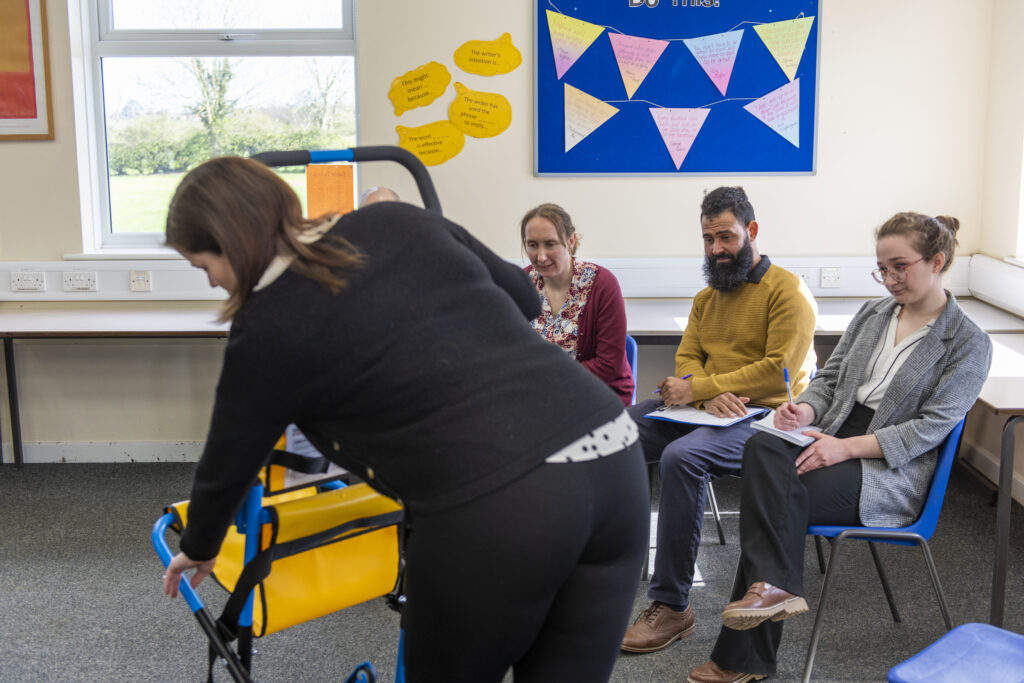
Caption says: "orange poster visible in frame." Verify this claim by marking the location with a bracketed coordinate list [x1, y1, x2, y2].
[306, 164, 355, 219]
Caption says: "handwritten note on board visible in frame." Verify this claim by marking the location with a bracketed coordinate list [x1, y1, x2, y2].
[546, 10, 606, 79]
[753, 16, 815, 82]
[649, 108, 711, 169]
[683, 29, 745, 97]
[608, 33, 669, 99]
[564, 83, 620, 152]
[743, 78, 800, 147]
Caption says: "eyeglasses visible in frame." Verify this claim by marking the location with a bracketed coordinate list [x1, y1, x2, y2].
[871, 257, 925, 284]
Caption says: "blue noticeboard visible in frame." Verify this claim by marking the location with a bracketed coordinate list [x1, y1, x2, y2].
[534, 0, 819, 175]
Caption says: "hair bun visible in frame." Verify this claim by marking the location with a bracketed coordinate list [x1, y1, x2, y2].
[934, 215, 960, 235]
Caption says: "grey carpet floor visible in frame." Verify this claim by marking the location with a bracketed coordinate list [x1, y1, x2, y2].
[0, 462, 1021, 682]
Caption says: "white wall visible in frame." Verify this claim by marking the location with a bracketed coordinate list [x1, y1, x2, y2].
[355, 0, 992, 260]
[980, 0, 1024, 260]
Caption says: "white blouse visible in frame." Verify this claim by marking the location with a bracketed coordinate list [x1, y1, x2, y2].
[855, 306, 936, 411]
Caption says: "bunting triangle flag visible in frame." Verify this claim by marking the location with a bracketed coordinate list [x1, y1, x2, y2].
[608, 33, 670, 99]
[753, 16, 815, 81]
[649, 108, 711, 170]
[743, 78, 800, 147]
[564, 83, 619, 152]
[682, 29, 744, 97]
[546, 10, 606, 79]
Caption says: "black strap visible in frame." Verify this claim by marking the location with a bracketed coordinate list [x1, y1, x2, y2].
[269, 449, 332, 475]
[216, 510, 404, 640]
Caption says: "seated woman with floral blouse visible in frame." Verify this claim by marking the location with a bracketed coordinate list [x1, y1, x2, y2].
[520, 203, 634, 406]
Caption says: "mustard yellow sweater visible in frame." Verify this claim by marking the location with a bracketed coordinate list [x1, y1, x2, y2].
[675, 258, 817, 408]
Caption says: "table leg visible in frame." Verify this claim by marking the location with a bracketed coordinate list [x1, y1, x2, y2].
[991, 415, 1023, 626]
[3, 338, 22, 467]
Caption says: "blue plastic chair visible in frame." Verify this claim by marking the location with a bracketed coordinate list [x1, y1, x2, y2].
[801, 417, 967, 683]
[886, 622, 1024, 683]
[625, 334, 638, 406]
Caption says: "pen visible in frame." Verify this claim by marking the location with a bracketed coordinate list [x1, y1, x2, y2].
[653, 373, 693, 395]
[783, 368, 794, 404]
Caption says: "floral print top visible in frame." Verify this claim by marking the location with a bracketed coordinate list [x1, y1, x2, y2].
[528, 259, 598, 358]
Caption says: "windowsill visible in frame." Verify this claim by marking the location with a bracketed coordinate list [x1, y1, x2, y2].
[1005, 256, 1024, 269]
[64, 248, 184, 261]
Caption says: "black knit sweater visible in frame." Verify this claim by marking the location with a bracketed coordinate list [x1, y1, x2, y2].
[180, 202, 624, 561]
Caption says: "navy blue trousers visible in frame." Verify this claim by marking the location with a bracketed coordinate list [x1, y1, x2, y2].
[628, 398, 759, 609]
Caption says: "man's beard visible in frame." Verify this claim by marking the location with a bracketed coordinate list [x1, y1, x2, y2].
[703, 237, 755, 292]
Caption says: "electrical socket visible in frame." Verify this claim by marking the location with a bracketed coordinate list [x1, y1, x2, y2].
[10, 271, 46, 292]
[62, 271, 99, 292]
[820, 267, 841, 288]
[129, 270, 152, 292]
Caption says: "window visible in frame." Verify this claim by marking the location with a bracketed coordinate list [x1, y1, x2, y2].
[76, 0, 356, 250]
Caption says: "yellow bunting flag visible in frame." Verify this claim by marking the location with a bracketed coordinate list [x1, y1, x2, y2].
[453, 33, 522, 76]
[753, 16, 815, 82]
[448, 83, 512, 139]
[546, 10, 605, 79]
[306, 164, 354, 219]
[563, 83, 619, 153]
[387, 61, 451, 116]
[396, 121, 466, 166]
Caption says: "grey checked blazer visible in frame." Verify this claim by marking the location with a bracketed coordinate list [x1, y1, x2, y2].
[797, 293, 992, 527]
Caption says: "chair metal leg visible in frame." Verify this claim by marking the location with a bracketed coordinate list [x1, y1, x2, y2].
[814, 535, 827, 574]
[918, 540, 953, 630]
[706, 480, 727, 545]
[868, 542, 901, 623]
[802, 535, 846, 683]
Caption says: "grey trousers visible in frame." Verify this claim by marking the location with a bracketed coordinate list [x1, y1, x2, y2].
[627, 399, 759, 608]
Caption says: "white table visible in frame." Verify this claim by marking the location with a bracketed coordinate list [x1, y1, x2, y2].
[979, 334, 1024, 626]
[0, 302, 229, 466]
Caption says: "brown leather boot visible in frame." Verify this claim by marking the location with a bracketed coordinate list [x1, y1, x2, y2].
[721, 581, 808, 630]
[621, 601, 695, 653]
[687, 660, 767, 683]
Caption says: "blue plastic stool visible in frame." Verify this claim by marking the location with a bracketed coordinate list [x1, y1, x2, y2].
[887, 622, 1024, 683]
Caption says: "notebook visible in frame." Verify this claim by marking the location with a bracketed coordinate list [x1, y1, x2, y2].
[750, 410, 819, 447]
[645, 404, 768, 427]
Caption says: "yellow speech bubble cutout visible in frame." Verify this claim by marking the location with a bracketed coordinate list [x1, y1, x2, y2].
[447, 83, 512, 139]
[388, 61, 451, 116]
[396, 121, 466, 166]
[453, 32, 522, 76]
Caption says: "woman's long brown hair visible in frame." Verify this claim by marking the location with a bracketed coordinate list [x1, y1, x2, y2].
[166, 156, 364, 321]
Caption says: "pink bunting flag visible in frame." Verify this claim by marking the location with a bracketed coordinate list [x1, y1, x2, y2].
[743, 78, 800, 147]
[608, 33, 670, 99]
[683, 29, 744, 97]
[649, 108, 711, 170]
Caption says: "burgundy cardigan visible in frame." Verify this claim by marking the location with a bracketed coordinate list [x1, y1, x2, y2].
[526, 263, 635, 405]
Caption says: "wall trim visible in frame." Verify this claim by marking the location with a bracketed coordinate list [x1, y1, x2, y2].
[9, 441, 203, 464]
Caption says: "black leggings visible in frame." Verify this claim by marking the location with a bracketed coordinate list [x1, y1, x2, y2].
[401, 442, 649, 682]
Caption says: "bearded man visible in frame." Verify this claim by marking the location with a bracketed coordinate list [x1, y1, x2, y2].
[622, 186, 818, 654]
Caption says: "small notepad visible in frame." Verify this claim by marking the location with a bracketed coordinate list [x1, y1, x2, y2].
[645, 404, 767, 427]
[750, 410, 818, 447]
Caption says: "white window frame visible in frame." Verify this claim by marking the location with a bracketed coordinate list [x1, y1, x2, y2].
[71, 0, 356, 254]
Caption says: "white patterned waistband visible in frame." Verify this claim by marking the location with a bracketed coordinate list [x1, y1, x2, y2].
[544, 410, 639, 464]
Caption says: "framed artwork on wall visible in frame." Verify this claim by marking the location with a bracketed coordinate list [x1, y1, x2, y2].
[0, 0, 54, 141]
